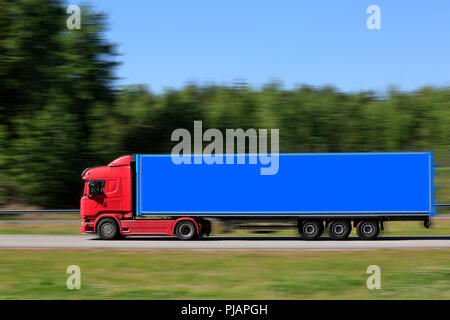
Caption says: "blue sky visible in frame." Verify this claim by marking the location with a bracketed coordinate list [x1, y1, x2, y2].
[83, 0, 449, 93]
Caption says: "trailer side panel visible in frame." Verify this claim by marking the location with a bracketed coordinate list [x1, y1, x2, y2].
[136, 153, 433, 216]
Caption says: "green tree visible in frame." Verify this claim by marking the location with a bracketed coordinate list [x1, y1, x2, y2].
[0, 0, 117, 207]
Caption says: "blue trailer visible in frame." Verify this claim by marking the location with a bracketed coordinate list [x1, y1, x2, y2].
[134, 152, 433, 240]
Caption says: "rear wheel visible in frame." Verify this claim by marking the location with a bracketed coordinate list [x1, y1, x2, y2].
[298, 220, 324, 240]
[97, 218, 119, 240]
[175, 221, 197, 240]
[356, 220, 379, 240]
[327, 220, 352, 240]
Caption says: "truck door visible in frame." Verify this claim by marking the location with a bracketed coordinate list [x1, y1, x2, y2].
[86, 180, 106, 212]
[104, 178, 121, 211]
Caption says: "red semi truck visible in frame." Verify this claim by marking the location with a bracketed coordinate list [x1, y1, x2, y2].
[80, 153, 433, 240]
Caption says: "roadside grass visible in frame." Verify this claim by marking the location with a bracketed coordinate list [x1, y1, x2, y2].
[436, 167, 450, 203]
[0, 222, 79, 235]
[0, 218, 450, 236]
[0, 248, 448, 299]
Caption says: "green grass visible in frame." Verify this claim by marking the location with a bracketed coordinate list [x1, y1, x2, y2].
[0, 218, 450, 237]
[436, 167, 450, 203]
[0, 248, 449, 299]
[0, 222, 79, 235]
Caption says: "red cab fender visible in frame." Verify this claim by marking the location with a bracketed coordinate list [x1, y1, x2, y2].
[94, 214, 123, 233]
[170, 217, 200, 235]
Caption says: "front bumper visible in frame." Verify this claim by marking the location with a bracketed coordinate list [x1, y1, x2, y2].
[80, 219, 95, 233]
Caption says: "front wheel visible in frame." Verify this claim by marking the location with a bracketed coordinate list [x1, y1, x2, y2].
[356, 220, 379, 240]
[97, 218, 119, 240]
[175, 221, 197, 240]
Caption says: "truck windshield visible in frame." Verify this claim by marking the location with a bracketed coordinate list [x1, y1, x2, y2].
[89, 180, 105, 196]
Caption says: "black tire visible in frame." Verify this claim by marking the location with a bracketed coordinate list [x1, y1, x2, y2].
[327, 220, 352, 240]
[97, 218, 119, 240]
[175, 220, 197, 240]
[298, 220, 324, 240]
[356, 220, 379, 240]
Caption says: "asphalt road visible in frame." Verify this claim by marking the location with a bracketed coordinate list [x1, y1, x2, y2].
[1, 234, 450, 249]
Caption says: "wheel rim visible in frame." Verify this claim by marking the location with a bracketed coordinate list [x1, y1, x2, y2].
[332, 223, 345, 236]
[362, 223, 374, 236]
[304, 223, 316, 235]
[101, 223, 114, 236]
[180, 224, 193, 237]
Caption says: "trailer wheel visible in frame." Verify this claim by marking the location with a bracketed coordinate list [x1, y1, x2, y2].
[175, 221, 197, 240]
[356, 220, 379, 240]
[327, 220, 352, 240]
[97, 218, 119, 240]
[298, 220, 324, 240]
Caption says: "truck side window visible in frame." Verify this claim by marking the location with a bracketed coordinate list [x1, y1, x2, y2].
[89, 180, 105, 196]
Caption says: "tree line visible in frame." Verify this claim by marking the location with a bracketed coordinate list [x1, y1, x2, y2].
[0, 0, 449, 207]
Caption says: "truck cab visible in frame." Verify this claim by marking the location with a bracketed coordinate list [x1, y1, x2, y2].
[80, 155, 210, 239]
[80, 155, 134, 234]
